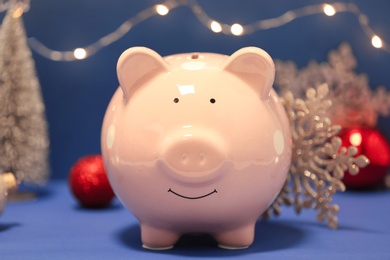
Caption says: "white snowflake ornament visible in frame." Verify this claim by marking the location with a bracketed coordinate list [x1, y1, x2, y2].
[264, 84, 370, 229]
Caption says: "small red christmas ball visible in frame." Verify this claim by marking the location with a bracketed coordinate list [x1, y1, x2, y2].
[340, 127, 390, 189]
[69, 155, 115, 208]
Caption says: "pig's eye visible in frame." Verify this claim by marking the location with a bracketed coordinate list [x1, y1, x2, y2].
[173, 98, 180, 103]
[210, 98, 216, 104]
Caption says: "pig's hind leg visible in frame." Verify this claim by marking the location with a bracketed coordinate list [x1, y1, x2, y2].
[214, 223, 255, 250]
[140, 224, 180, 250]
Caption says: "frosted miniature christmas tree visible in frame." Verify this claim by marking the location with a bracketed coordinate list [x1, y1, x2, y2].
[0, 6, 49, 184]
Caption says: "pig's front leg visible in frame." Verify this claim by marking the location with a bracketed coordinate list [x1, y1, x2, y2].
[140, 224, 180, 250]
[215, 223, 256, 250]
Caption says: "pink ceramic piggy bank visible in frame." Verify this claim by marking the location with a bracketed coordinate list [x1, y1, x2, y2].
[101, 46, 291, 250]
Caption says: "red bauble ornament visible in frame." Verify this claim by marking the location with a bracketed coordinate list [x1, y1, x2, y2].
[340, 127, 390, 189]
[69, 155, 115, 208]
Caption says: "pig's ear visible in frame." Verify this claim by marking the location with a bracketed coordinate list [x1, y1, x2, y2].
[222, 47, 275, 99]
[117, 47, 169, 99]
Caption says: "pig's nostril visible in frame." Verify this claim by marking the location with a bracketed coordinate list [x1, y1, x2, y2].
[199, 152, 206, 165]
[181, 153, 188, 163]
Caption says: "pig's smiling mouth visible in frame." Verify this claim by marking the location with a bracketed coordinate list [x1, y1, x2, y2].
[168, 188, 217, 200]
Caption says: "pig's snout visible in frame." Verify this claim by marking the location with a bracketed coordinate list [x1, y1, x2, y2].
[160, 132, 227, 181]
[165, 140, 224, 174]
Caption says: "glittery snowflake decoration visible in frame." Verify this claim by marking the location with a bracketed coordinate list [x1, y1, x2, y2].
[275, 43, 390, 128]
[263, 84, 370, 229]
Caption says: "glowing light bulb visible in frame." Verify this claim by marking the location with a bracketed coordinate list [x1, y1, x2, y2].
[74, 48, 87, 60]
[371, 35, 383, 48]
[349, 132, 362, 146]
[231, 23, 244, 36]
[12, 6, 24, 18]
[323, 4, 336, 16]
[156, 4, 169, 16]
[210, 21, 222, 33]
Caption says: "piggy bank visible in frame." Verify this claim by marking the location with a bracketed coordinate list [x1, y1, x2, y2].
[101, 46, 291, 250]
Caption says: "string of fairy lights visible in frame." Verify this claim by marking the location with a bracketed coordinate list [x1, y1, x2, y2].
[3, 0, 390, 61]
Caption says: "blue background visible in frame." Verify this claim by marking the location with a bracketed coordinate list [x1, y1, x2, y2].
[20, 0, 390, 179]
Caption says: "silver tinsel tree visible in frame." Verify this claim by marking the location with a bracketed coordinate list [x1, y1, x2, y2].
[0, 6, 49, 184]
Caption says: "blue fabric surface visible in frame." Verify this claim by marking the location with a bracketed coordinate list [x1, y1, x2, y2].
[1, 180, 389, 259]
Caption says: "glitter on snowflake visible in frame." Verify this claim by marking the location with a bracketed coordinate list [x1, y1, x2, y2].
[263, 84, 370, 229]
